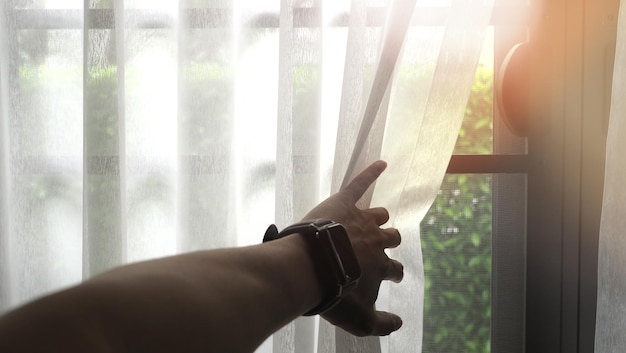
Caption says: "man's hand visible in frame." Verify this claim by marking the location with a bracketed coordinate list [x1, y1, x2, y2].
[302, 160, 404, 336]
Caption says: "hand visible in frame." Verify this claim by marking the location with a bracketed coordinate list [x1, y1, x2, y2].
[302, 160, 404, 336]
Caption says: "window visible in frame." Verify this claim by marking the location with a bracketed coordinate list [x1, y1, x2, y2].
[421, 24, 527, 352]
[424, 0, 619, 352]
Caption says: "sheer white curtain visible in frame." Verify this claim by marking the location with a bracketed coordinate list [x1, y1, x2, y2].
[0, 0, 492, 352]
[595, 1, 626, 351]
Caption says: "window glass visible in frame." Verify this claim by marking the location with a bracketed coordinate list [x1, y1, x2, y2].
[421, 173, 492, 352]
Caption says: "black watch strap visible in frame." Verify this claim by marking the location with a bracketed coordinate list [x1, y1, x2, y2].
[262, 219, 359, 316]
[263, 219, 333, 242]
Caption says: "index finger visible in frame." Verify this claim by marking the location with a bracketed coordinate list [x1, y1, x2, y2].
[341, 160, 387, 204]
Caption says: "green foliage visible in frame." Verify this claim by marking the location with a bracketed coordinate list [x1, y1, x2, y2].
[454, 65, 494, 155]
[421, 66, 494, 353]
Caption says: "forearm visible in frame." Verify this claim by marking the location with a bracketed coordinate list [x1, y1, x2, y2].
[92, 235, 323, 353]
[0, 236, 323, 353]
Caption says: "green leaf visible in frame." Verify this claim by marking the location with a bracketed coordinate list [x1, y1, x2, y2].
[469, 256, 481, 268]
[471, 232, 481, 247]
[464, 206, 474, 219]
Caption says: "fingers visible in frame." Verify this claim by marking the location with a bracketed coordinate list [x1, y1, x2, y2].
[334, 309, 403, 337]
[344, 310, 403, 337]
[371, 311, 403, 336]
[342, 160, 387, 204]
[381, 227, 401, 248]
[363, 207, 390, 226]
[383, 258, 404, 283]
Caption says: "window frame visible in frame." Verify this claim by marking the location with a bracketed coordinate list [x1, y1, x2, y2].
[448, 0, 618, 352]
[516, 0, 616, 351]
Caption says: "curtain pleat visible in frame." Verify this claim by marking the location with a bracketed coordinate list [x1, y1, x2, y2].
[175, 1, 187, 255]
[330, 0, 370, 195]
[274, 0, 298, 351]
[340, 0, 415, 191]
[276, 0, 296, 237]
[329, 0, 411, 351]
[83, 0, 125, 278]
[595, 0, 626, 350]
[179, 3, 237, 252]
[1, 1, 85, 307]
[319, 1, 371, 351]
[0, 0, 13, 312]
[375, 2, 494, 352]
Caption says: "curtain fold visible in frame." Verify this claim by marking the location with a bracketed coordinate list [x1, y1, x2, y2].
[0, 0, 12, 313]
[376, 2, 494, 353]
[594, 0, 626, 351]
[0, 1, 493, 352]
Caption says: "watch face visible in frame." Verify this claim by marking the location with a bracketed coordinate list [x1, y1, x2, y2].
[325, 223, 361, 284]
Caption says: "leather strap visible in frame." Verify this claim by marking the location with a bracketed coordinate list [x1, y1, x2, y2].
[262, 220, 348, 316]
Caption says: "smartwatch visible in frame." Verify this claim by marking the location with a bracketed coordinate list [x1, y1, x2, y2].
[263, 219, 361, 316]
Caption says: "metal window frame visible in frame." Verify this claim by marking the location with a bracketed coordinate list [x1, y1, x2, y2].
[7, 5, 531, 29]
[448, 1, 617, 352]
[522, 0, 617, 352]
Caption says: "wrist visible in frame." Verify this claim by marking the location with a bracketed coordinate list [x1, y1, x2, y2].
[266, 235, 326, 315]
[262, 220, 361, 316]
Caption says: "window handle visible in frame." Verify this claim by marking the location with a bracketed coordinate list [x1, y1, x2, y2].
[496, 42, 530, 137]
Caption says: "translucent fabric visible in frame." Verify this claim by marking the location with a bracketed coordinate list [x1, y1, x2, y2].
[595, 1, 626, 351]
[0, 0, 492, 352]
